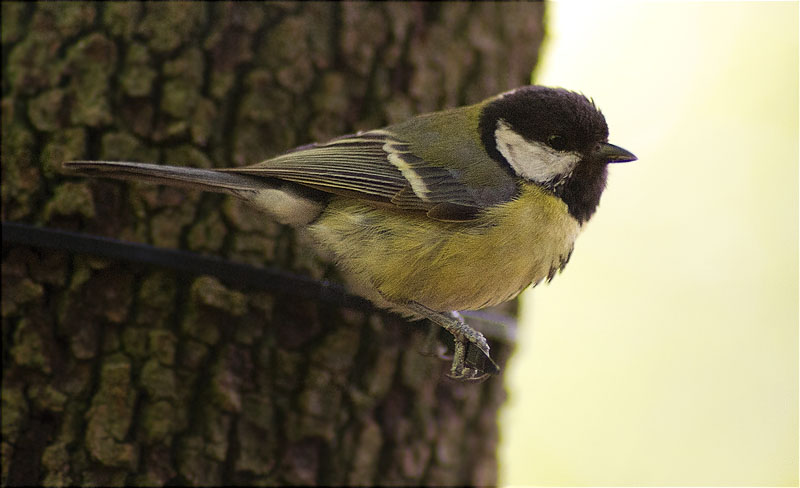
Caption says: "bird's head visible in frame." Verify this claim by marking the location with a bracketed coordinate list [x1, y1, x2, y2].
[479, 85, 636, 223]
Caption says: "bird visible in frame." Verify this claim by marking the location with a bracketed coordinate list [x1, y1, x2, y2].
[63, 85, 636, 381]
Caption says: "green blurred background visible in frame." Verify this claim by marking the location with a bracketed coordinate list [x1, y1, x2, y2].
[499, 2, 798, 485]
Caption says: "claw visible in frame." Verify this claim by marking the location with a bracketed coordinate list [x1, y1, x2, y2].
[447, 357, 491, 382]
[447, 370, 490, 383]
[448, 335, 498, 382]
[465, 342, 500, 375]
[447, 320, 498, 376]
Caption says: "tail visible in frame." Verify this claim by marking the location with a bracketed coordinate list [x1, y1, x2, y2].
[62, 160, 275, 195]
[62, 160, 324, 225]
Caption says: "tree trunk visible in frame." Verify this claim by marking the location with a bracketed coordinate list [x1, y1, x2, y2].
[1, 2, 544, 485]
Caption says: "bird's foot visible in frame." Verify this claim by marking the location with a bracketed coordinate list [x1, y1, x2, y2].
[405, 303, 500, 381]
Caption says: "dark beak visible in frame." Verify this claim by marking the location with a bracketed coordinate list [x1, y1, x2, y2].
[596, 142, 637, 163]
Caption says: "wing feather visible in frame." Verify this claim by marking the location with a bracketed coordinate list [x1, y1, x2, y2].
[218, 130, 486, 220]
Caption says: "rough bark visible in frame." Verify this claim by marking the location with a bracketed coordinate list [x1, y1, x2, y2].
[1, 2, 545, 486]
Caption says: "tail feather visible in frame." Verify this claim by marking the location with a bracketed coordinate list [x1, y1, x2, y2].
[62, 160, 324, 225]
[62, 160, 275, 195]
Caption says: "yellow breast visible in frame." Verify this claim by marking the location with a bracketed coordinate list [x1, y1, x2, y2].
[309, 183, 581, 312]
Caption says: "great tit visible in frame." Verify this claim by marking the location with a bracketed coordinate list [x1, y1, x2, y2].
[64, 85, 636, 381]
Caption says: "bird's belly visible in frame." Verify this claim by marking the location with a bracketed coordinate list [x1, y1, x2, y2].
[309, 185, 581, 312]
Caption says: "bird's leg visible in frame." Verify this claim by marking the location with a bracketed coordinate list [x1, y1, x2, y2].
[404, 302, 500, 381]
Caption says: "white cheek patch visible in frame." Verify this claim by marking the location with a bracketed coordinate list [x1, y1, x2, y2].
[494, 120, 581, 184]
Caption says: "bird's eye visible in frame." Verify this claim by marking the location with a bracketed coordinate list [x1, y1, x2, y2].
[548, 134, 567, 150]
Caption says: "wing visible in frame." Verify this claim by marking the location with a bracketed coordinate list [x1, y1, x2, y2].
[218, 130, 493, 221]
